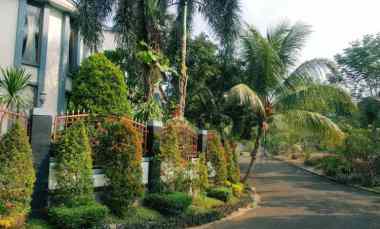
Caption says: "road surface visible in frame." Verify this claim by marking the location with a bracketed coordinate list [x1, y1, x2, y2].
[205, 155, 380, 229]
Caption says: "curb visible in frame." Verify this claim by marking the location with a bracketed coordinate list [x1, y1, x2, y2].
[190, 193, 261, 229]
[272, 156, 380, 195]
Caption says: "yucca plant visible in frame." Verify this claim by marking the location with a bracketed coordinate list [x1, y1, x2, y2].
[0, 67, 31, 112]
[226, 22, 357, 182]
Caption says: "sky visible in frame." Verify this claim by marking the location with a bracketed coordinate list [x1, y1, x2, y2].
[194, 0, 380, 62]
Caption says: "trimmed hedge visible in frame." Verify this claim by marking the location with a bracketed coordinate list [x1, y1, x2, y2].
[52, 122, 94, 205]
[0, 123, 35, 228]
[49, 202, 108, 229]
[206, 187, 233, 202]
[143, 192, 192, 216]
[70, 53, 131, 115]
[98, 117, 144, 216]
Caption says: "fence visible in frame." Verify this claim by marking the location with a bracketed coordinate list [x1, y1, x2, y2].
[52, 112, 148, 154]
[0, 109, 29, 135]
[161, 120, 199, 160]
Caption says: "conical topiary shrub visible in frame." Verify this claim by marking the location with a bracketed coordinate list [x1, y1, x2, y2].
[207, 134, 227, 185]
[52, 122, 94, 205]
[0, 123, 35, 228]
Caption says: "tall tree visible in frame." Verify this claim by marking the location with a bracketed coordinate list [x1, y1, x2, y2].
[335, 34, 380, 99]
[169, 0, 242, 118]
[73, 0, 170, 101]
[226, 22, 356, 182]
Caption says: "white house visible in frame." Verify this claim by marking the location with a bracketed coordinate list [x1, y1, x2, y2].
[0, 0, 117, 117]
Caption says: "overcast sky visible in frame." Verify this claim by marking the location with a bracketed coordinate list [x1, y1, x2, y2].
[194, 0, 380, 62]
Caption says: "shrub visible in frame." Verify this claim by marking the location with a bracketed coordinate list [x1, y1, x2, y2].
[70, 53, 131, 115]
[206, 187, 232, 202]
[98, 117, 144, 216]
[157, 120, 189, 193]
[231, 183, 244, 197]
[143, 192, 192, 216]
[196, 154, 209, 192]
[319, 156, 352, 177]
[52, 122, 94, 205]
[207, 134, 227, 185]
[224, 141, 240, 184]
[0, 123, 35, 228]
[49, 202, 108, 229]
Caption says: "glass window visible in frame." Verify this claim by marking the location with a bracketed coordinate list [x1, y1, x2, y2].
[22, 4, 42, 66]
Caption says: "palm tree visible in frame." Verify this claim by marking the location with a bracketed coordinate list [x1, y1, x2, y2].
[226, 22, 356, 182]
[0, 67, 31, 112]
[170, 0, 242, 118]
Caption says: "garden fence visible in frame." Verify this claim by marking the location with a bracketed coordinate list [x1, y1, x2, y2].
[52, 112, 148, 154]
[0, 109, 29, 136]
[161, 121, 199, 160]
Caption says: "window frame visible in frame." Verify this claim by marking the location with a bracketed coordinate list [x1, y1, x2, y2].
[21, 1, 43, 67]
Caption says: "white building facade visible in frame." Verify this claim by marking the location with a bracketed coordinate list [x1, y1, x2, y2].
[0, 0, 116, 117]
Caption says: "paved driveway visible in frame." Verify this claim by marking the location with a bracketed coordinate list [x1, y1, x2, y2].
[205, 156, 380, 229]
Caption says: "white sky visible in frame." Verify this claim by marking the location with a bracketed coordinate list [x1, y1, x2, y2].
[194, 0, 380, 62]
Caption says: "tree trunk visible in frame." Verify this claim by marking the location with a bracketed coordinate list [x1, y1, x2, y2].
[178, 0, 188, 119]
[242, 126, 263, 183]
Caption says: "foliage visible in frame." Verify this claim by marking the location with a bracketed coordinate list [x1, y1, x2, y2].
[70, 53, 131, 115]
[196, 154, 209, 192]
[207, 134, 228, 185]
[49, 202, 108, 229]
[97, 117, 144, 216]
[335, 33, 380, 99]
[358, 97, 380, 128]
[157, 120, 190, 193]
[143, 192, 192, 216]
[206, 187, 233, 202]
[104, 206, 164, 226]
[134, 98, 163, 122]
[318, 156, 352, 177]
[0, 123, 35, 227]
[192, 195, 224, 209]
[231, 183, 244, 197]
[25, 219, 53, 229]
[0, 67, 32, 111]
[224, 141, 240, 184]
[52, 122, 94, 205]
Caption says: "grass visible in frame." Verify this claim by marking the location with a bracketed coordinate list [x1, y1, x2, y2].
[105, 206, 164, 225]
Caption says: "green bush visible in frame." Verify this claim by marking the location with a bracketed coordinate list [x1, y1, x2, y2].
[206, 187, 233, 202]
[0, 123, 35, 227]
[196, 154, 209, 192]
[231, 183, 244, 197]
[52, 122, 94, 205]
[143, 192, 192, 216]
[156, 120, 189, 193]
[70, 53, 131, 115]
[224, 141, 240, 184]
[49, 202, 108, 229]
[319, 156, 352, 177]
[25, 219, 53, 229]
[98, 117, 144, 216]
[207, 134, 227, 185]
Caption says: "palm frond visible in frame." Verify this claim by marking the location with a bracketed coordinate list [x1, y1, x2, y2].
[242, 25, 285, 96]
[283, 58, 340, 90]
[201, 0, 241, 57]
[269, 22, 312, 68]
[273, 110, 345, 145]
[275, 84, 357, 116]
[225, 84, 266, 119]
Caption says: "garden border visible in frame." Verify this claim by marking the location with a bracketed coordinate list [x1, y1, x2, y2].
[273, 156, 380, 195]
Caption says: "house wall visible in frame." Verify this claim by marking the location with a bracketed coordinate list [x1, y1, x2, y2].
[0, 0, 19, 68]
[43, 8, 63, 116]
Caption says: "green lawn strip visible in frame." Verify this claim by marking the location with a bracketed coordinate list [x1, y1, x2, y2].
[25, 219, 53, 229]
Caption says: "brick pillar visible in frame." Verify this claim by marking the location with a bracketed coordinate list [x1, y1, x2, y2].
[30, 109, 53, 216]
[147, 120, 163, 192]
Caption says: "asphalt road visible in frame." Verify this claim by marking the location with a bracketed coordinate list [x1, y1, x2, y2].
[205, 155, 380, 229]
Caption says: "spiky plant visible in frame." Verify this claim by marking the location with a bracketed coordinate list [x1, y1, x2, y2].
[226, 22, 357, 182]
[0, 67, 31, 112]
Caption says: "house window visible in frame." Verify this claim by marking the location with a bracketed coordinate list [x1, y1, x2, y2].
[22, 3, 42, 66]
